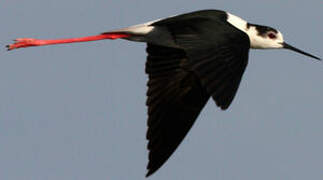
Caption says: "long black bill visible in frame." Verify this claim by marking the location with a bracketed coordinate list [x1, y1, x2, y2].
[282, 42, 321, 60]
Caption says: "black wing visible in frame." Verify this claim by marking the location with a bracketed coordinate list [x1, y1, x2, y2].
[145, 44, 210, 177]
[146, 10, 250, 176]
[152, 10, 250, 109]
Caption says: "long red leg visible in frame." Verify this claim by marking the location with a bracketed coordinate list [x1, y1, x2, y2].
[6, 33, 131, 51]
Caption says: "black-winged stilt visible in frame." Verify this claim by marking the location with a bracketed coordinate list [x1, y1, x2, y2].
[7, 9, 321, 177]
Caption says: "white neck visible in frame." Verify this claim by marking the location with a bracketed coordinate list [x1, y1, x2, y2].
[226, 13, 248, 33]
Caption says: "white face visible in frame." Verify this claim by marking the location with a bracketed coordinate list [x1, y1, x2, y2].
[247, 26, 284, 49]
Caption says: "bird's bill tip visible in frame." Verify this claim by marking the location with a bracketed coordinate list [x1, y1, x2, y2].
[282, 42, 321, 61]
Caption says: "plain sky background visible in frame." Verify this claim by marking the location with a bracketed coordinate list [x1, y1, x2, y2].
[1, 1, 322, 180]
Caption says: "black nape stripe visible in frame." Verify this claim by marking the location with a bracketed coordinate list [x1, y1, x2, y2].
[247, 23, 278, 37]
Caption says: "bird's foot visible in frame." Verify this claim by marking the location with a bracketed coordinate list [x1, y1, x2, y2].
[6, 38, 40, 51]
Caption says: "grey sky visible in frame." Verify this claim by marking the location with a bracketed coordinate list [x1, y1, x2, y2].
[1, 1, 322, 180]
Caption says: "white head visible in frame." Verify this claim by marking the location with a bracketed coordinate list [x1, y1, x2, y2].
[226, 13, 320, 60]
[226, 13, 284, 49]
[246, 23, 320, 60]
[246, 24, 284, 49]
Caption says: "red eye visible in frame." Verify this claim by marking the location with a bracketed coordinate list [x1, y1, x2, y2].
[268, 33, 277, 39]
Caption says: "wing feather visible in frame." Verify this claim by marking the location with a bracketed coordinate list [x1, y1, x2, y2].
[145, 44, 210, 176]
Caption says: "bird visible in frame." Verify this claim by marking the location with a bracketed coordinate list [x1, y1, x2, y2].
[7, 9, 321, 177]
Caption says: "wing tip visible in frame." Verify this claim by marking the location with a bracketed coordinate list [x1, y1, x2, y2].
[146, 166, 158, 177]
[145, 170, 153, 177]
[145, 156, 165, 177]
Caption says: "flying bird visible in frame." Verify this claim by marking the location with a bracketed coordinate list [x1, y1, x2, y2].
[7, 9, 320, 177]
